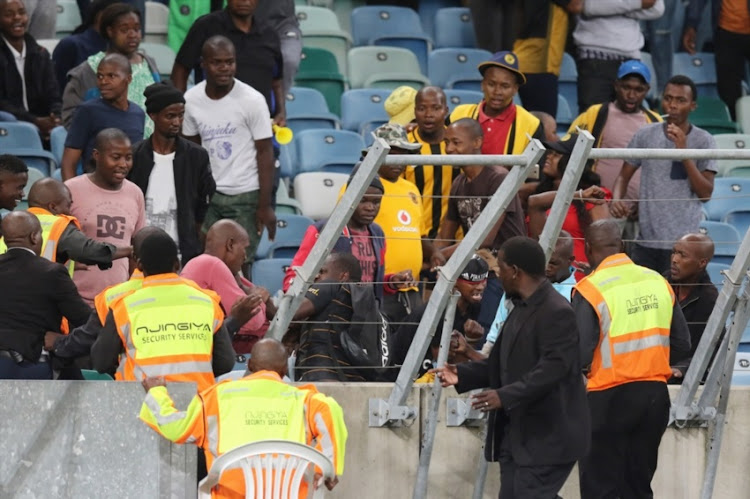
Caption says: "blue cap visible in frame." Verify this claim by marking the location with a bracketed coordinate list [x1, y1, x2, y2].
[617, 60, 651, 84]
[478, 51, 526, 85]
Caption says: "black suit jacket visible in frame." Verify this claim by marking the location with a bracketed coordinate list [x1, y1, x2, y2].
[129, 136, 216, 265]
[0, 249, 91, 361]
[456, 280, 590, 466]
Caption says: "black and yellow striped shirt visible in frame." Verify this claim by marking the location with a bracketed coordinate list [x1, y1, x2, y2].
[402, 128, 460, 239]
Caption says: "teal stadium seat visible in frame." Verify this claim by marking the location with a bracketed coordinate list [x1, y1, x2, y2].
[55, 0, 81, 37]
[296, 6, 352, 76]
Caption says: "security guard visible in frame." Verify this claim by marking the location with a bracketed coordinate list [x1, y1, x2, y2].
[140, 338, 347, 498]
[90, 230, 235, 391]
[573, 220, 691, 499]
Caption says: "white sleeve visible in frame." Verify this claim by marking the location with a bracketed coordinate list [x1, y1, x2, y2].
[625, 0, 665, 19]
[244, 92, 273, 141]
[182, 100, 199, 137]
[583, 0, 643, 16]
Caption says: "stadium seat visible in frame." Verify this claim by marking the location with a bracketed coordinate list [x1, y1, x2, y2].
[559, 52, 578, 114]
[255, 214, 313, 260]
[556, 94, 574, 134]
[294, 48, 347, 115]
[347, 47, 431, 90]
[351, 6, 432, 74]
[706, 262, 730, 288]
[340, 89, 391, 133]
[0, 122, 56, 176]
[139, 42, 176, 80]
[55, 0, 81, 37]
[293, 172, 350, 220]
[285, 87, 341, 135]
[23, 168, 46, 199]
[299, 46, 340, 74]
[361, 120, 388, 146]
[278, 143, 296, 179]
[723, 210, 750, 239]
[0, 111, 16, 121]
[737, 96, 750, 134]
[81, 369, 114, 381]
[444, 89, 484, 113]
[672, 52, 719, 99]
[36, 39, 59, 54]
[296, 6, 352, 75]
[49, 126, 66, 169]
[639, 52, 658, 101]
[699, 221, 741, 265]
[433, 7, 476, 48]
[691, 98, 736, 135]
[295, 129, 365, 175]
[250, 259, 294, 297]
[428, 48, 492, 90]
[274, 181, 303, 216]
[712, 134, 750, 177]
[144, 2, 169, 44]
[703, 178, 750, 221]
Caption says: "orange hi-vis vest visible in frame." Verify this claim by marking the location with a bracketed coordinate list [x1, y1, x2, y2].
[94, 269, 144, 326]
[573, 253, 675, 392]
[110, 273, 224, 392]
[140, 370, 348, 499]
[28, 207, 81, 276]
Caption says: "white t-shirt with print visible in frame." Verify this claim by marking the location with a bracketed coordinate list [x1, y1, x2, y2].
[145, 151, 179, 243]
[183, 79, 272, 195]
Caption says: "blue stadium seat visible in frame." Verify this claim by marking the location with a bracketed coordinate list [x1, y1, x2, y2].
[255, 214, 314, 260]
[0, 122, 56, 176]
[418, 0, 462, 40]
[723, 210, 750, 239]
[444, 89, 484, 113]
[556, 94, 574, 134]
[711, 134, 750, 177]
[50, 126, 67, 168]
[351, 6, 432, 74]
[703, 178, 750, 221]
[428, 48, 492, 90]
[347, 46, 431, 90]
[295, 129, 365, 175]
[361, 120, 389, 146]
[559, 52, 578, 114]
[699, 221, 741, 265]
[706, 262, 730, 287]
[251, 258, 293, 297]
[639, 52, 658, 101]
[278, 143, 296, 179]
[433, 7, 476, 48]
[285, 87, 341, 135]
[340, 89, 391, 133]
[672, 52, 719, 99]
[0, 111, 16, 121]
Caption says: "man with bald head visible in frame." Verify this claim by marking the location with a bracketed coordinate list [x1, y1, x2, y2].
[24, 177, 131, 272]
[573, 219, 691, 498]
[432, 118, 526, 266]
[182, 218, 270, 354]
[140, 337, 347, 496]
[0, 212, 91, 379]
[183, 36, 276, 271]
[60, 52, 145, 180]
[668, 232, 718, 382]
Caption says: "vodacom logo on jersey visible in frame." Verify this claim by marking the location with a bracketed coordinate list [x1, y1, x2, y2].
[397, 210, 411, 225]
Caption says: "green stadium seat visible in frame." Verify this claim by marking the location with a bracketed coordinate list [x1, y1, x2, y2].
[347, 46, 430, 90]
[692, 98, 737, 135]
[81, 370, 114, 381]
[296, 6, 352, 75]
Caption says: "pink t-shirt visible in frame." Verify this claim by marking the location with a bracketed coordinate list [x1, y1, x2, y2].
[349, 228, 377, 283]
[65, 175, 146, 304]
[181, 254, 267, 346]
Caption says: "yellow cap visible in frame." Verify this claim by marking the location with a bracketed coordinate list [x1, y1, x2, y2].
[385, 86, 418, 126]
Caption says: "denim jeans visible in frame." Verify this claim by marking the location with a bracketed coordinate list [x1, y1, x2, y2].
[642, 0, 680, 93]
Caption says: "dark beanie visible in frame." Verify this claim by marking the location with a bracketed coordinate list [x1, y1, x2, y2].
[144, 82, 185, 114]
[347, 162, 385, 193]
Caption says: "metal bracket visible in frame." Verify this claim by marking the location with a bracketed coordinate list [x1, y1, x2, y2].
[670, 403, 717, 428]
[446, 398, 487, 427]
[368, 398, 417, 428]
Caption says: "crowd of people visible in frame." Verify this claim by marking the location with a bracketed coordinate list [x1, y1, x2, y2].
[0, 0, 743, 496]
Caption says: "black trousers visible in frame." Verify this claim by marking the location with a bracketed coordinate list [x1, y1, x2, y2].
[631, 244, 672, 275]
[715, 28, 750, 121]
[579, 381, 670, 499]
[468, 0, 517, 53]
[519, 73, 559, 117]
[575, 58, 622, 114]
[498, 434, 574, 499]
[0, 356, 52, 379]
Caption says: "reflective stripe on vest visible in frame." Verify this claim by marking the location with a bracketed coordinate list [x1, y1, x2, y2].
[207, 378, 309, 458]
[574, 254, 674, 391]
[112, 279, 219, 391]
[95, 270, 145, 325]
[28, 208, 80, 276]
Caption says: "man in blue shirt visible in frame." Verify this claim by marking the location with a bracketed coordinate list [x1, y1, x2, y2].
[483, 231, 576, 354]
[60, 53, 144, 180]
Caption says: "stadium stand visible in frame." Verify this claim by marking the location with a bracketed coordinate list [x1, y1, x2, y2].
[340, 89, 391, 133]
[432, 7, 476, 49]
[427, 48, 492, 91]
[294, 47, 347, 115]
[294, 129, 364, 175]
[296, 5, 352, 76]
[251, 258, 293, 297]
[255, 214, 313, 260]
[0, 122, 57, 176]
[293, 171, 350, 220]
[347, 46, 430, 90]
[285, 86, 341, 135]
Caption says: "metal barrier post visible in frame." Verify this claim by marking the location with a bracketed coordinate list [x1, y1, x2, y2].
[413, 292, 459, 499]
[369, 140, 545, 427]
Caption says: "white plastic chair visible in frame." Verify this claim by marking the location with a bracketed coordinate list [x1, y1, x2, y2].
[198, 440, 335, 499]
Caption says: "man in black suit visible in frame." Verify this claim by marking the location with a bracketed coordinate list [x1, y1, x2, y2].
[0, 211, 91, 379]
[434, 236, 590, 498]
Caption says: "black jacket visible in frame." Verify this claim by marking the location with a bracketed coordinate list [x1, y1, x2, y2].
[456, 280, 590, 465]
[129, 136, 216, 264]
[0, 34, 61, 122]
[0, 248, 91, 362]
[667, 270, 719, 377]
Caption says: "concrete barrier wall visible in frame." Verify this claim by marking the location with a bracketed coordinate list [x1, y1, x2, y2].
[2, 382, 750, 498]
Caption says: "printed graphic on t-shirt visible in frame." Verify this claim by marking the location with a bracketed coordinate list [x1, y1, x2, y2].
[456, 198, 483, 228]
[97, 214, 127, 239]
[145, 196, 178, 242]
[350, 230, 377, 283]
[199, 122, 237, 161]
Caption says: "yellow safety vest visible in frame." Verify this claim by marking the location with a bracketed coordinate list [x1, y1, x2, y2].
[111, 273, 223, 392]
[94, 270, 144, 325]
[574, 253, 675, 392]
